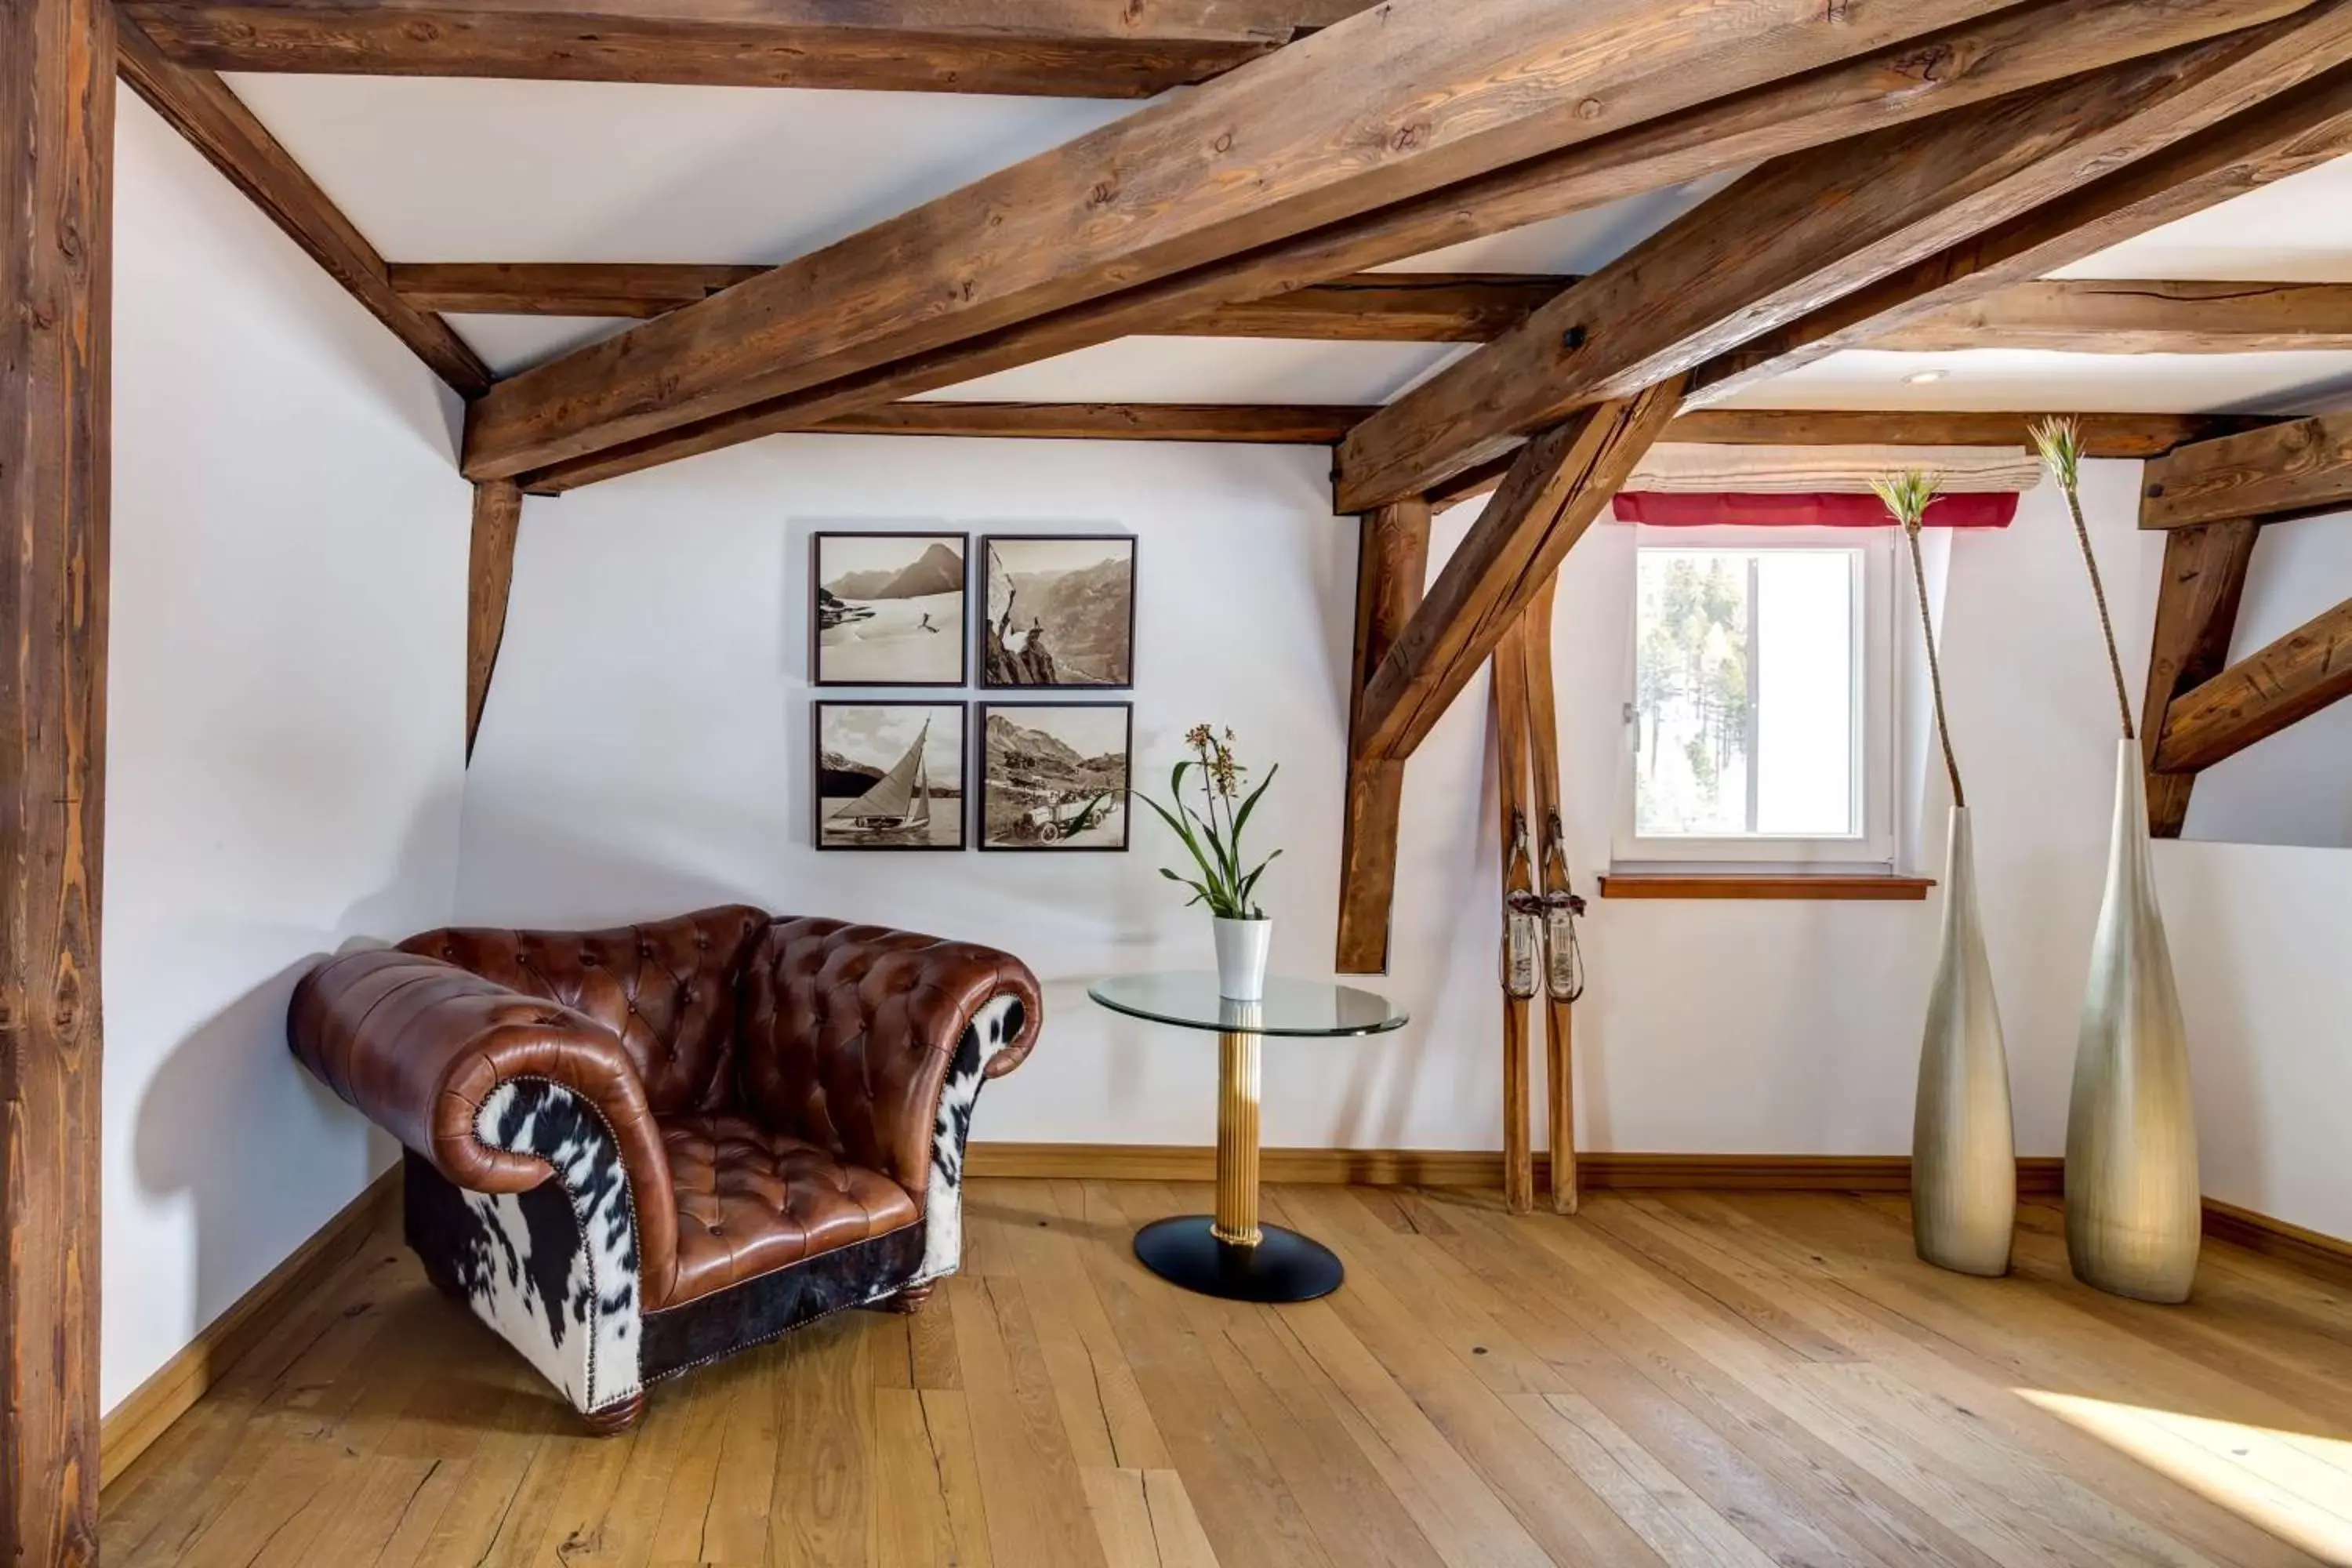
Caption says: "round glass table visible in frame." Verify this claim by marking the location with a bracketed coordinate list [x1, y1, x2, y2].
[1087, 972, 1409, 1302]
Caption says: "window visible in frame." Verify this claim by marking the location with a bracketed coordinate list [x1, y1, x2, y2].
[1616, 528, 1896, 868]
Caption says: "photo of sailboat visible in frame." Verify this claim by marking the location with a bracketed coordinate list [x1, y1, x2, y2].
[813, 702, 966, 850]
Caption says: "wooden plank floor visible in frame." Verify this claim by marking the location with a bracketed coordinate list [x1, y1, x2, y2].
[103, 1181, 2352, 1566]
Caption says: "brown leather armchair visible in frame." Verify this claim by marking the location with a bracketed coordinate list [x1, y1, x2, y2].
[288, 906, 1040, 1431]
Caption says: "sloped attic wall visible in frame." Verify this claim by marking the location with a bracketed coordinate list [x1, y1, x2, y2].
[103, 93, 472, 1410]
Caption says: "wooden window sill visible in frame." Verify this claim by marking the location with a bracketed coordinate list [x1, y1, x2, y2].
[1598, 874, 1936, 902]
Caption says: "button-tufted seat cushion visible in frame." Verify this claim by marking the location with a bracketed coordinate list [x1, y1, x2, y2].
[661, 1113, 917, 1305]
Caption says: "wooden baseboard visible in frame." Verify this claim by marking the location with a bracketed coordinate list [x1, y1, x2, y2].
[967, 1144, 2067, 1194]
[100, 1163, 400, 1487]
[2201, 1196, 2352, 1279]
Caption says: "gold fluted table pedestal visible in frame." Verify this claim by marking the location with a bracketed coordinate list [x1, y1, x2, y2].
[1088, 972, 1408, 1305]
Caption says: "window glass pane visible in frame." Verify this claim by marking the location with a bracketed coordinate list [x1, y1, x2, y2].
[1632, 546, 1857, 840]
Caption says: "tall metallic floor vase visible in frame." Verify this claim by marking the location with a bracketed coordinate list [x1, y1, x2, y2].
[2064, 739, 2201, 1302]
[1913, 807, 2016, 1276]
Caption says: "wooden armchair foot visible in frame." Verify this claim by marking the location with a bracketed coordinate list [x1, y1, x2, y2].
[874, 1282, 936, 1315]
[582, 1392, 644, 1435]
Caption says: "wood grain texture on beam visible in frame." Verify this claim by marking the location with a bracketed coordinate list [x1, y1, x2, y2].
[1338, 10, 2348, 513]
[390, 261, 768, 318]
[2154, 595, 2352, 773]
[2141, 409, 2352, 528]
[1693, 43, 2352, 407]
[402, 264, 1572, 338]
[118, 0, 1373, 96]
[1334, 499, 1431, 975]
[1425, 409, 2256, 507]
[1356, 381, 1685, 764]
[1874, 278, 2352, 352]
[506, 0, 2289, 494]
[116, 21, 491, 397]
[2138, 519, 2259, 836]
[466, 481, 523, 761]
[463, 0, 2063, 481]
[1, 0, 111, 1554]
[812, 402, 1374, 443]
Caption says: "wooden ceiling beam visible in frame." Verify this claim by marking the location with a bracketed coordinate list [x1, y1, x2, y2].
[2152, 594, 2352, 772]
[465, 0, 2185, 487]
[1337, 9, 2352, 514]
[1421, 410, 2265, 509]
[116, 20, 491, 397]
[1873, 278, 2352, 353]
[466, 481, 522, 761]
[1353, 381, 1686, 765]
[2139, 519, 2261, 835]
[115, 0, 1376, 97]
[1692, 53, 2352, 406]
[2140, 408, 2352, 527]
[390, 262, 768, 318]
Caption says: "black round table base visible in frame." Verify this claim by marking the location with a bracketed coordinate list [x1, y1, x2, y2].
[1132, 1216, 1345, 1303]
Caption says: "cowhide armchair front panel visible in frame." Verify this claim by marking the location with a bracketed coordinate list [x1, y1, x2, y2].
[288, 906, 1041, 1430]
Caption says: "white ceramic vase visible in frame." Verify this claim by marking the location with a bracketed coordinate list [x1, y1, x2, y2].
[1214, 917, 1272, 1001]
[1911, 806, 2016, 1277]
[2064, 739, 2201, 1303]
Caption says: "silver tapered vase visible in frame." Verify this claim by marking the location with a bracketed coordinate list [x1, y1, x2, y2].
[1912, 807, 2016, 1276]
[2064, 739, 2201, 1303]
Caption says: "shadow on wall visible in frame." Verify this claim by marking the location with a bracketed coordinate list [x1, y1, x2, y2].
[129, 807, 456, 1343]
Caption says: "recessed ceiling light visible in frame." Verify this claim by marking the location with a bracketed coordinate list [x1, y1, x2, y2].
[1905, 369, 1949, 385]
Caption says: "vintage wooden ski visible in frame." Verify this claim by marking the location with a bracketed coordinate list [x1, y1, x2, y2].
[1520, 577, 1585, 1214]
[1490, 618, 1540, 1215]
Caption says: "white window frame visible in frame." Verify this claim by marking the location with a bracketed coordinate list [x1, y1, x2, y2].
[1611, 525, 1898, 870]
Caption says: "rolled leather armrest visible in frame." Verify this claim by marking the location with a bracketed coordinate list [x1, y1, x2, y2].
[737, 918, 1044, 1200]
[287, 948, 679, 1266]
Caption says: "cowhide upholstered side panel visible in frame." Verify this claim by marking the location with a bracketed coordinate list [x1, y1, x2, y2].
[914, 993, 1027, 1287]
[404, 1078, 642, 1417]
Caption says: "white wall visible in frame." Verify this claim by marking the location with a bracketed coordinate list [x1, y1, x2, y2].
[459, 435, 2352, 1245]
[103, 94, 472, 1410]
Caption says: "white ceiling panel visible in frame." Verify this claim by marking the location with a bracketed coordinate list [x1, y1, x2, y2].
[910, 337, 1474, 406]
[1370, 167, 1748, 275]
[447, 315, 630, 375]
[2053, 157, 2352, 282]
[220, 74, 1136, 263]
[1717, 348, 2352, 415]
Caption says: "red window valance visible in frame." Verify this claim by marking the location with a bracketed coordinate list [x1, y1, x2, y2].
[1611, 491, 2018, 528]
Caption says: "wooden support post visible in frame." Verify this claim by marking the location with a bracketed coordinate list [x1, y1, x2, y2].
[2137, 519, 2259, 836]
[1519, 578, 1578, 1214]
[1490, 619, 1537, 1217]
[2, 0, 114, 1553]
[1335, 499, 1430, 975]
[466, 480, 523, 761]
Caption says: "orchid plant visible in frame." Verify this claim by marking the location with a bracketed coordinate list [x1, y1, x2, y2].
[1136, 725, 1279, 920]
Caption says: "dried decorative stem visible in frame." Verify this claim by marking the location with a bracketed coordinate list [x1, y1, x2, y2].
[1872, 470, 1966, 811]
[2032, 416, 2136, 742]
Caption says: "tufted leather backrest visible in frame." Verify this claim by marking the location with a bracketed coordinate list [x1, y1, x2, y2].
[735, 916, 1042, 1203]
[399, 906, 769, 1116]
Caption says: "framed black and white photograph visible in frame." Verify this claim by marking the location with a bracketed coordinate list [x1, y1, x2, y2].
[979, 534, 1135, 688]
[811, 531, 968, 687]
[812, 701, 967, 851]
[978, 702, 1132, 851]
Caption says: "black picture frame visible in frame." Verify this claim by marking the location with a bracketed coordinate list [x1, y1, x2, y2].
[975, 702, 1134, 852]
[811, 530, 970, 688]
[811, 700, 969, 851]
[977, 533, 1137, 690]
